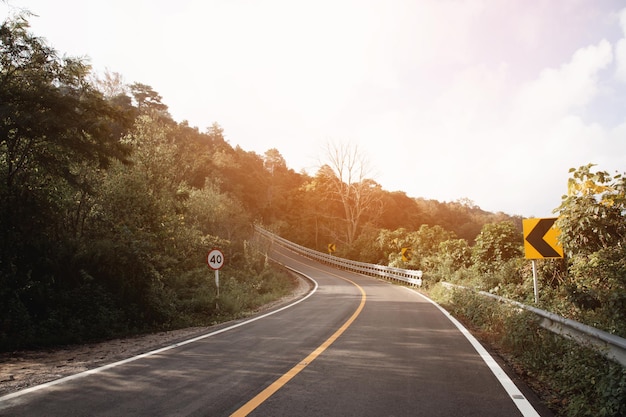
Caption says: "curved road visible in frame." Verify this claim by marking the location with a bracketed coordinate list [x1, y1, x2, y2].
[0, 240, 550, 416]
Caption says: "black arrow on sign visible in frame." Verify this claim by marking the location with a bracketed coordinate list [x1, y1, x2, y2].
[526, 218, 560, 258]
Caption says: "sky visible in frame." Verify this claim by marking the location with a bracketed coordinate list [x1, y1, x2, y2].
[2, 0, 626, 217]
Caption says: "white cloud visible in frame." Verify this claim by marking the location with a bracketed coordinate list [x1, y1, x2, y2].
[381, 36, 619, 217]
[513, 40, 613, 124]
[614, 8, 626, 82]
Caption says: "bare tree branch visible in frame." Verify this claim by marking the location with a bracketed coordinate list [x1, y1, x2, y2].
[320, 140, 380, 245]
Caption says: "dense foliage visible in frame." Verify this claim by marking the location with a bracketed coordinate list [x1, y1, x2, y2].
[0, 17, 296, 349]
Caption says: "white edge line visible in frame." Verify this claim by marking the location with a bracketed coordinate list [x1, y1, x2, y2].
[0, 269, 318, 404]
[404, 287, 541, 417]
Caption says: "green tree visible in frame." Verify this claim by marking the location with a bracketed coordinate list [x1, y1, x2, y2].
[396, 225, 456, 270]
[129, 82, 170, 119]
[556, 164, 625, 256]
[92, 69, 128, 99]
[375, 228, 410, 265]
[471, 221, 522, 273]
[0, 17, 129, 193]
[555, 164, 626, 334]
[438, 238, 472, 273]
[186, 181, 250, 242]
[0, 16, 132, 347]
[261, 148, 307, 234]
[378, 225, 455, 270]
[0, 16, 131, 248]
[263, 148, 287, 174]
[301, 165, 345, 249]
[262, 148, 288, 217]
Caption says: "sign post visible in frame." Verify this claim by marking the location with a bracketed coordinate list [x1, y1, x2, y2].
[532, 259, 539, 305]
[523, 218, 564, 303]
[207, 249, 225, 297]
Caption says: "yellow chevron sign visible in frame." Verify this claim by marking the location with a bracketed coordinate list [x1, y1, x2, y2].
[401, 247, 412, 262]
[523, 218, 564, 259]
[328, 243, 336, 254]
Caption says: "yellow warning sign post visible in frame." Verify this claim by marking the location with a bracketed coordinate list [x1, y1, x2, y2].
[523, 218, 564, 303]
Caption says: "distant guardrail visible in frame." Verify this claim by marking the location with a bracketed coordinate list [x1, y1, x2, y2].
[440, 282, 626, 367]
[255, 225, 423, 287]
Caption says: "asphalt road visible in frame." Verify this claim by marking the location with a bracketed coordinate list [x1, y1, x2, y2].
[0, 241, 549, 416]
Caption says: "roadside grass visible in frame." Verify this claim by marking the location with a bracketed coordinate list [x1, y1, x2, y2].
[427, 284, 626, 417]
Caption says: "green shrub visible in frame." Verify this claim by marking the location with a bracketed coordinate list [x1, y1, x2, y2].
[430, 284, 626, 417]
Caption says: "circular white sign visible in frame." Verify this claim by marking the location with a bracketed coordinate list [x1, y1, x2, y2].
[207, 249, 225, 270]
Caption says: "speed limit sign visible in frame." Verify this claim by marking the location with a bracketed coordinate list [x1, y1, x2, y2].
[207, 249, 225, 270]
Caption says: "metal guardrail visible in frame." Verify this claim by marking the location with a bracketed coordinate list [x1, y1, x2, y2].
[440, 282, 626, 367]
[255, 226, 423, 287]
[255, 226, 626, 366]
[255, 226, 626, 367]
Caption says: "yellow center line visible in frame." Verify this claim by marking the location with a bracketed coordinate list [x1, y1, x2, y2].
[230, 265, 366, 417]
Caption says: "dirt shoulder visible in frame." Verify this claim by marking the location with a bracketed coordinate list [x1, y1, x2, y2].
[0, 274, 312, 397]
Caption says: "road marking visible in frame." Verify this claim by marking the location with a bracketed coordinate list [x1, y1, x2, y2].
[230, 264, 367, 417]
[404, 287, 541, 417]
[0, 273, 318, 405]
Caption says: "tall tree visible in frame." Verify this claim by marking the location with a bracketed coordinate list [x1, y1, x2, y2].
[129, 82, 171, 120]
[555, 164, 626, 330]
[0, 17, 130, 193]
[92, 69, 127, 99]
[0, 15, 131, 254]
[319, 141, 382, 245]
[263, 148, 287, 175]
[556, 164, 625, 256]
[0, 16, 132, 346]
[261, 148, 306, 229]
